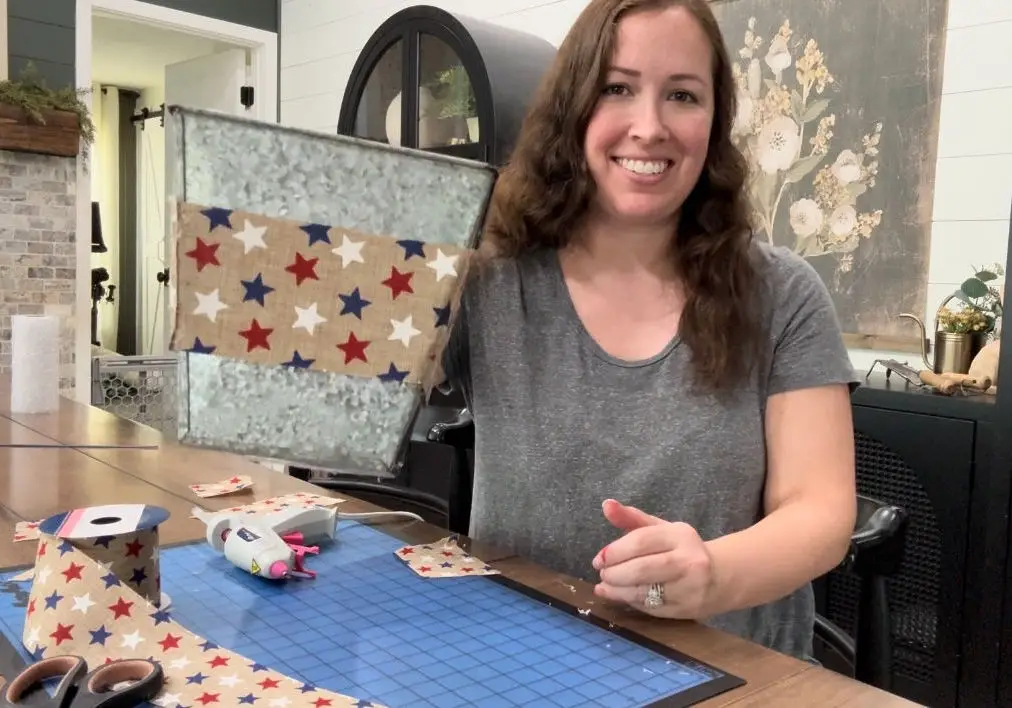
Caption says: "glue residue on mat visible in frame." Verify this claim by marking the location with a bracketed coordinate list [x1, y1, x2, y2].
[166, 107, 495, 476]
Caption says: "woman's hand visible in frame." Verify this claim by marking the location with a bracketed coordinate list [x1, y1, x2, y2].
[591, 499, 717, 619]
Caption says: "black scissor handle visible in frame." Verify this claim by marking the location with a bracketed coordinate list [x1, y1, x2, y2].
[78, 659, 163, 708]
[1, 655, 86, 707]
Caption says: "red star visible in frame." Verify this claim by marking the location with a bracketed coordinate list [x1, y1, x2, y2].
[185, 238, 220, 271]
[61, 562, 84, 582]
[27, 599, 34, 616]
[284, 252, 319, 286]
[208, 655, 229, 668]
[50, 623, 73, 645]
[336, 332, 370, 364]
[381, 267, 414, 299]
[158, 633, 181, 651]
[37, 542, 46, 557]
[398, 548, 414, 556]
[228, 477, 242, 484]
[461, 567, 474, 573]
[312, 700, 333, 707]
[109, 597, 133, 619]
[124, 539, 144, 557]
[419, 566, 431, 573]
[258, 677, 279, 690]
[195, 693, 220, 705]
[239, 319, 273, 352]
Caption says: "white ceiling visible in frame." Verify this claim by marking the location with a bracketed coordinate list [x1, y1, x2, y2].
[91, 14, 237, 91]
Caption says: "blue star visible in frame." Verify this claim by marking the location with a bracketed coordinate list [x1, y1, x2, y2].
[241, 273, 275, 307]
[150, 609, 172, 625]
[238, 695, 258, 704]
[29, 646, 45, 661]
[440, 561, 453, 568]
[101, 572, 120, 589]
[299, 223, 331, 247]
[57, 540, 74, 556]
[130, 567, 147, 585]
[378, 363, 408, 384]
[355, 701, 374, 708]
[89, 625, 112, 646]
[298, 683, 317, 693]
[200, 207, 233, 231]
[199, 640, 218, 652]
[338, 287, 371, 319]
[433, 304, 451, 327]
[282, 351, 314, 369]
[44, 590, 63, 609]
[186, 672, 207, 685]
[396, 239, 425, 260]
[186, 338, 216, 355]
[249, 662, 268, 672]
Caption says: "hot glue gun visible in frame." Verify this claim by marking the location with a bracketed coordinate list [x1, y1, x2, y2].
[191, 505, 338, 581]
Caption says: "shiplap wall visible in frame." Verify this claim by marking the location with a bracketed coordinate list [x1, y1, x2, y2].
[280, 0, 1012, 369]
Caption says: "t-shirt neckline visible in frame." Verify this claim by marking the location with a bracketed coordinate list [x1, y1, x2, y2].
[546, 249, 682, 369]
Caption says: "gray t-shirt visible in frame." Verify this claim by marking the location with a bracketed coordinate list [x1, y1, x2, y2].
[441, 240, 858, 661]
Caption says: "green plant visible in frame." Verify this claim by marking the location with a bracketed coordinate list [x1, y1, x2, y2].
[953, 263, 1004, 334]
[0, 63, 95, 147]
[432, 65, 476, 120]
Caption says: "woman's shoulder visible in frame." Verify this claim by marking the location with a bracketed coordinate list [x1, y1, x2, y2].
[748, 237, 832, 310]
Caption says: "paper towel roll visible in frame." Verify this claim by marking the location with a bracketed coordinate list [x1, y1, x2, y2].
[10, 315, 60, 413]
[34, 504, 170, 607]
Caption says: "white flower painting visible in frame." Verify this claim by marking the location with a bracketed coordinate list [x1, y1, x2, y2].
[730, 17, 884, 279]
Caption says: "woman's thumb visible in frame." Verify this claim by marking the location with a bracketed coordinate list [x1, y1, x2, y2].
[602, 498, 663, 531]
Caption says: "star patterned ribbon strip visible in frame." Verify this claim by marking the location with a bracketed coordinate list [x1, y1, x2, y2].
[188, 493, 344, 520]
[22, 533, 385, 707]
[188, 475, 254, 498]
[171, 202, 468, 387]
[394, 536, 501, 579]
[13, 520, 41, 543]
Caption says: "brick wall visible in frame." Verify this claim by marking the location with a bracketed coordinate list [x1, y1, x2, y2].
[0, 149, 78, 393]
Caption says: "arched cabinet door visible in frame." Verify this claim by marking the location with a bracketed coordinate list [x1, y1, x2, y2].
[337, 7, 496, 163]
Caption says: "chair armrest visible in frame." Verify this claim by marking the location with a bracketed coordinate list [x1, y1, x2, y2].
[427, 408, 474, 449]
[814, 613, 856, 665]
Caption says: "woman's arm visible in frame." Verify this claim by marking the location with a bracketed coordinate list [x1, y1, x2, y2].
[700, 382, 856, 617]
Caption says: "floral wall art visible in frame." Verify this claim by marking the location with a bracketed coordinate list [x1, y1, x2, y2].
[710, 0, 947, 349]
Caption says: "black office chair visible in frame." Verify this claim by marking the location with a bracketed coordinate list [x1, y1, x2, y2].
[814, 494, 908, 691]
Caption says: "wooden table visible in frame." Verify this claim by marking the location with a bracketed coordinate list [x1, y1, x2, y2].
[0, 389, 918, 707]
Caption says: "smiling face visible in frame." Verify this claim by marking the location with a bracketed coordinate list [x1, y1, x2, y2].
[583, 6, 716, 229]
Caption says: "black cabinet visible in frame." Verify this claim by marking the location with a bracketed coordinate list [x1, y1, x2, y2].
[337, 4, 557, 166]
[814, 374, 1003, 707]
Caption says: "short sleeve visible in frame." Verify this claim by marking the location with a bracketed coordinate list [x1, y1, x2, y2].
[765, 249, 860, 397]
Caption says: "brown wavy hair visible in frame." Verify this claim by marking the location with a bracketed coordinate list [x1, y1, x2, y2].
[474, 0, 760, 392]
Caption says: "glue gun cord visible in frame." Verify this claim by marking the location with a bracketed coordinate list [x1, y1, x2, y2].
[337, 511, 425, 524]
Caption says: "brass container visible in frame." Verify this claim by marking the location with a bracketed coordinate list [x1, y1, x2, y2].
[933, 331, 987, 375]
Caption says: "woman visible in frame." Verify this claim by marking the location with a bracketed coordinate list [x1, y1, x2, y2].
[439, 0, 858, 662]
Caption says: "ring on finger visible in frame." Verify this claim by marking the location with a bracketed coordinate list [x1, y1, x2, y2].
[644, 582, 666, 609]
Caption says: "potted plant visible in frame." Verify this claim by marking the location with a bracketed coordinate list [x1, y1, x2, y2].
[0, 63, 94, 158]
[433, 65, 478, 143]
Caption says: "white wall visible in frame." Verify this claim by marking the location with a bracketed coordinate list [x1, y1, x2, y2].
[90, 85, 121, 350]
[280, 0, 1012, 371]
[137, 84, 169, 356]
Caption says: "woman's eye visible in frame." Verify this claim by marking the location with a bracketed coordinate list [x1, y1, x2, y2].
[602, 83, 629, 96]
[671, 90, 696, 103]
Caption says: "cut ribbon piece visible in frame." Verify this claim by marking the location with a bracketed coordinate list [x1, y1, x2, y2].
[188, 475, 254, 498]
[395, 536, 500, 578]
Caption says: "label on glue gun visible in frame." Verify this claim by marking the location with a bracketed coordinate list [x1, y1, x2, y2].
[222, 523, 294, 580]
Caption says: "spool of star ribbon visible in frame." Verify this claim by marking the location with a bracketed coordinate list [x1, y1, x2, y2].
[33, 504, 170, 608]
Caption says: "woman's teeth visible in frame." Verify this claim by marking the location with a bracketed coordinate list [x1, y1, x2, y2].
[616, 158, 670, 175]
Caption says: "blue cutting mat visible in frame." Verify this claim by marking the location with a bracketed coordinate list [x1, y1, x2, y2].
[0, 521, 744, 707]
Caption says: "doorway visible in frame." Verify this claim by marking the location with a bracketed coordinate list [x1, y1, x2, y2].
[73, 0, 278, 394]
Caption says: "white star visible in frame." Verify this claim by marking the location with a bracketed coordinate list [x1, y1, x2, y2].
[218, 674, 241, 687]
[120, 630, 143, 649]
[269, 698, 291, 708]
[25, 627, 39, 648]
[152, 693, 181, 707]
[293, 302, 327, 335]
[72, 593, 94, 614]
[36, 566, 51, 585]
[232, 219, 268, 254]
[332, 234, 365, 267]
[388, 315, 421, 347]
[193, 289, 228, 322]
[426, 248, 459, 281]
[169, 657, 191, 670]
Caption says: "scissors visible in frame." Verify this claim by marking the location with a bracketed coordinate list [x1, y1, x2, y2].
[0, 655, 163, 707]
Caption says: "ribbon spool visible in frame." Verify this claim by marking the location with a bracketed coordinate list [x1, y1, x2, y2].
[35, 504, 171, 608]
